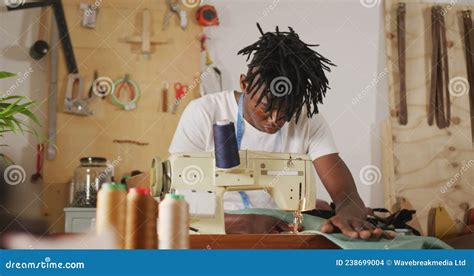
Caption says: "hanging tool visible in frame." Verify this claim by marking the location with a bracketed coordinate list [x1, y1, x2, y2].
[196, 5, 219, 27]
[171, 82, 188, 114]
[461, 10, 474, 145]
[79, 2, 98, 29]
[396, 3, 407, 125]
[7, 0, 89, 117]
[200, 34, 214, 66]
[30, 6, 50, 60]
[64, 73, 91, 115]
[31, 144, 44, 182]
[162, 81, 169, 113]
[121, 9, 170, 59]
[199, 34, 223, 95]
[47, 9, 58, 160]
[428, 6, 450, 129]
[163, 0, 187, 30]
[111, 75, 141, 110]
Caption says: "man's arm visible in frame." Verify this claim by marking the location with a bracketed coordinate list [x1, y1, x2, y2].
[313, 153, 385, 239]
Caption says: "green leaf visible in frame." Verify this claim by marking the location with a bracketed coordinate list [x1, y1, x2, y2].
[0, 97, 23, 116]
[0, 72, 16, 79]
[0, 94, 40, 137]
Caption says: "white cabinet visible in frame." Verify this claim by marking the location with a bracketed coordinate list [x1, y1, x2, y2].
[64, 207, 96, 233]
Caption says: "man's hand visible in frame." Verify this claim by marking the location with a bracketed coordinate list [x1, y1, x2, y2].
[320, 201, 394, 240]
[314, 154, 394, 240]
[225, 214, 294, 234]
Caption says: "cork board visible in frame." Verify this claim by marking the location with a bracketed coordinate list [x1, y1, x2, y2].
[42, 0, 202, 232]
[383, 0, 474, 235]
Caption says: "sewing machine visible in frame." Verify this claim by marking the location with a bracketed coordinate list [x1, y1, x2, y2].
[150, 150, 316, 234]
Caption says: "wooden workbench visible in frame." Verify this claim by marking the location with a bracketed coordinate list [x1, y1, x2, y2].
[35, 233, 340, 249]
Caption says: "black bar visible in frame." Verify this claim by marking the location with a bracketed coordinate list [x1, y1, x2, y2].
[51, 0, 78, 74]
[6, 1, 53, 11]
[6, 0, 78, 74]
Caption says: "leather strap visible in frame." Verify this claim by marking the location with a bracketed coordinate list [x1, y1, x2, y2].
[428, 6, 440, 126]
[397, 3, 408, 125]
[462, 10, 474, 145]
[436, 45, 446, 128]
[429, 6, 450, 129]
[439, 10, 451, 127]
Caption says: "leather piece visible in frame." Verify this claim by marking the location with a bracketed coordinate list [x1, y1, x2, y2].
[397, 3, 408, 125]
[429, 6, 451, 129]
[461, 11, 474, 144]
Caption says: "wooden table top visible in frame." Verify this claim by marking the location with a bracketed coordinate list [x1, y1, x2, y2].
[42, 233, 340, 249]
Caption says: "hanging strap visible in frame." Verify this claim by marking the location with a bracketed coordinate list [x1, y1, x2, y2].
[429, 6, 450, 129]
[397, 3, 408, 125]
[462, 10, 474, 145]
[428, 6, 440, 126]
[439, 9, 451, 127]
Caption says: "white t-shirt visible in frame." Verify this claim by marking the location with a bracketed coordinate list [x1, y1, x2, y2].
[169, 91, 338, 210]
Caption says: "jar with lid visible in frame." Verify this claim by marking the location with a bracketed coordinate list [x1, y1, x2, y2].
[70, 157, 112, 207]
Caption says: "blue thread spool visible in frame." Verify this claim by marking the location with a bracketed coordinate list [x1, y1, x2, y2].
[213, 120, 240, 169]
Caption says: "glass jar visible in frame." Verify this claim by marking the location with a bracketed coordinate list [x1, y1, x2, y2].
[70, 157, 112, 207]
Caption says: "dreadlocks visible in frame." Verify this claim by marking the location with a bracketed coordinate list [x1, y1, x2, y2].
[237, 23, 335, 123]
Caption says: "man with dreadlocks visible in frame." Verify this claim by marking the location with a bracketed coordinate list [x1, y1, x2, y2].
[170, 24, 385, 239]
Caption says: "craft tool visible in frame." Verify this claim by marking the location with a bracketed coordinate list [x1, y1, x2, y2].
[79, 2, 98, 29]
[162, 81, 169, 112]
[29, 6, 50, 60]
[171, 82, 188, 114]
[64, 73, 91, 115]
[163, 0, 187, 30]
[111, 75, 141, 110]
[47, 11, 58, 160]
[30, 144, 44, 182]
[199, 34, 223, 94]
[121, 9, 169, 59]
[196, 5, 219, 26]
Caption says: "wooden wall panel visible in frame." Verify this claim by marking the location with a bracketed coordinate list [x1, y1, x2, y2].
[383, 0, 474, 235]
[42, 0, 202, 232]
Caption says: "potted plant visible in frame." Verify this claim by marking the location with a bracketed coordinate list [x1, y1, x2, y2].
[0, 71, 40, 202]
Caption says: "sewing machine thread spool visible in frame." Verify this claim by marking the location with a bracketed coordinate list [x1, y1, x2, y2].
[158, 194, 189, 249]
[96, 183, 127, 248]
[125, 188, 158, 249]
[213, 120, 240, 169]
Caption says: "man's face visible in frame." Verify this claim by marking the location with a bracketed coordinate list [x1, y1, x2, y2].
[240, 74, 287, 134]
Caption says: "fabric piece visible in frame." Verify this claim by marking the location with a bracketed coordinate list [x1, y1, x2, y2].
[227, 208, 452, 250]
